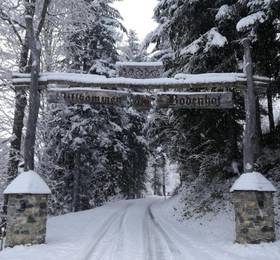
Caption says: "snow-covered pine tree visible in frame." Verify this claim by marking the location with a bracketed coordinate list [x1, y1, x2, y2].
[120, 109, 148, 199]
[120, 29, 147, 62]
[63, 0, 123, 76]
[40, 103, 148, 215]
[143, 0, 174, 64]
[146, 109, 174, 194]
[145, 0, 280, 216]
[143, 0, 245, 215]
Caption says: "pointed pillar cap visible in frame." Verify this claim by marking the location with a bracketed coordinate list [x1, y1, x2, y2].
[4, 170, 51, 195]
[230, 172, 276, 192]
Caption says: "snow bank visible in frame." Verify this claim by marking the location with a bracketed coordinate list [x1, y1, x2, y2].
[153, 197, 280, 260]
[4, 170, 51, 194]
[230, 172, 276, 192]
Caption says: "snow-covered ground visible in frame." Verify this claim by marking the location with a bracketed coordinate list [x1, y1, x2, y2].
[1, 197, 280, 260]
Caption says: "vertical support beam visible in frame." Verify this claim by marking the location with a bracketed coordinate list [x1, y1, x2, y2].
[242, 38, 258, 173]
[23, 0, 41, 171]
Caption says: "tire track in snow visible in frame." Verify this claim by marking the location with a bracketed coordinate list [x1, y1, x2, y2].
[147, 204, 182, 260]
[153, 206, 240, 260]
[79, 203, 131, 260]
[106, 203, 129, 260]
[143, 201, 182, 260]
[143, 208, 157, 260]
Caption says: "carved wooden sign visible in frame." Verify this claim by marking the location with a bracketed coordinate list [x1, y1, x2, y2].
[47, 89, 152, 110]
[156, 92, 233, 109]
[48, 89, 233, 110]
[116, 62, 164, 79]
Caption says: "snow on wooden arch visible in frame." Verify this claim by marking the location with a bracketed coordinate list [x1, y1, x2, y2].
[10, 70, 271, 110]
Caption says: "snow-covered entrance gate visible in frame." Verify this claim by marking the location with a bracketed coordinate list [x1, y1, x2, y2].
[12, 62, 268, 111]
[10, 62, 277, 245]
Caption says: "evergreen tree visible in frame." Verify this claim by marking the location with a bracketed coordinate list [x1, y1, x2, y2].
[144, 0, 280, 215]
[145, 0, 244, 195]
[40, 104, 148, 215]
[143, 0, 174, 63]
[65, 0, 123, 76]
[120, 30, 146, 62]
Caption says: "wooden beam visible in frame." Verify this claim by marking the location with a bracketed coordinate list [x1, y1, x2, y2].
[11, 72, 270, 93]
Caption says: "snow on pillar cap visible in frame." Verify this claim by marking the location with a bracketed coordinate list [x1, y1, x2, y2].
[230, 172, 276, 192]
[4, 170, 51, 195]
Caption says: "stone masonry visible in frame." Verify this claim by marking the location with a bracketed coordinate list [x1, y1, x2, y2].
[5, 194, 48, 247]
[232, 191, 275, 244]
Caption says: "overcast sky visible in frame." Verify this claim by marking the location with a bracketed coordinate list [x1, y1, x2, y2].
[113, 0, 158, 41]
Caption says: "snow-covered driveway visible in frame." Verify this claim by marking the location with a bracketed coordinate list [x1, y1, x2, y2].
[1, 197, 280, 260]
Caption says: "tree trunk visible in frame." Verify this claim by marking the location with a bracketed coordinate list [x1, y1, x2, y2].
[226, 110, 239, 162]
[72, 152, 80, 212]
[7, 91, 27, 181]
[255, 97, 262, 157]
[162, 167, 166, 197]
[7, 34, 29, 182]
[267, 86, 275, 140]
[242, 38, 258, 173]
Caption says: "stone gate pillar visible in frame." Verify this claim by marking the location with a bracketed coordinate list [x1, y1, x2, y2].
[230, 172, 276, 244]
[3, 171, 51, 248]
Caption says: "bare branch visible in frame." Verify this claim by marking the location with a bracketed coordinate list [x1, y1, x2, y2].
[0, 8, 24, 45]
[36, 0, 51, 38]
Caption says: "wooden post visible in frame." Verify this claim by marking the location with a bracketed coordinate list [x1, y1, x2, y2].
[242, 38, 258, 173]
[23, 0, 41, 171]
[23, 0, 51, 171]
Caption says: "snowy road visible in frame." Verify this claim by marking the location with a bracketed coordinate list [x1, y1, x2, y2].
[78, 198, 187, 260]
[1, 197, 280, 260]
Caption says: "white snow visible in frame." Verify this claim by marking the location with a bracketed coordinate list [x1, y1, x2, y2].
[12, 72, 248, 86]
[1, 197, 280, 260]
[180, 28, 227, 55]
[236, 11, 266, 32]
[205, 28, 228, 50]
[215, 4, 232, 21]
[3, 170, 51, 194]
[174, 72, 245, 82]
[48, 87, 129, 94]
[116, 61, 163, 67]
[180, 39, 200, 55]
[230, 172, 276, 192]
[0, 70, 12, 80]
